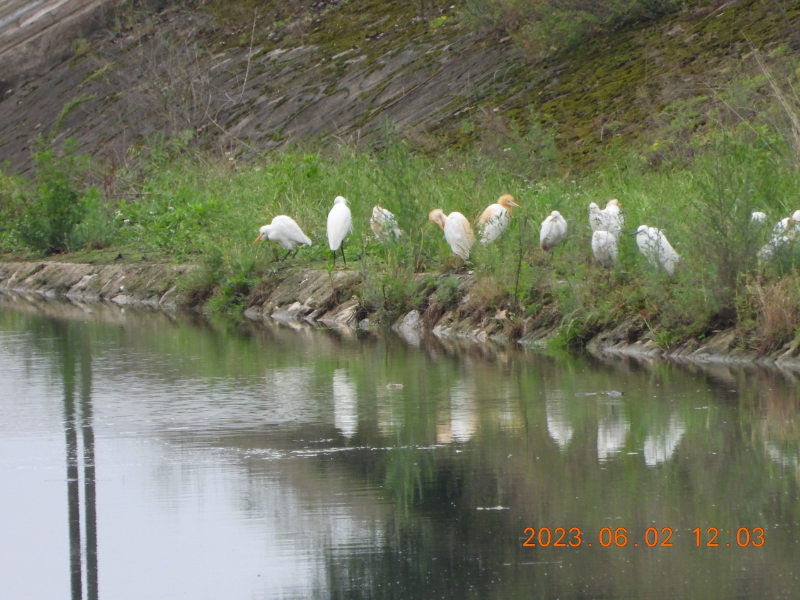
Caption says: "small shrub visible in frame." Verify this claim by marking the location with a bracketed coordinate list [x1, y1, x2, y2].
[15, 142, 94, 255]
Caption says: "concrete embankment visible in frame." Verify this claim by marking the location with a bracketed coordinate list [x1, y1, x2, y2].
[3, 260, 800, 370]
[0, 261, 191, 307]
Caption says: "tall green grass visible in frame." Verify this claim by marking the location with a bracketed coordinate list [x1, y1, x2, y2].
[4, 77, 800, 347]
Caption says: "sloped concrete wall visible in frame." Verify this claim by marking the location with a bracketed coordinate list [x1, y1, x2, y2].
[0, 0, 111, 78]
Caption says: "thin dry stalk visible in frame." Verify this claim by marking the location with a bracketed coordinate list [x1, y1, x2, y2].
[240, 10, 258, 101]
[751, 45, 800, 154]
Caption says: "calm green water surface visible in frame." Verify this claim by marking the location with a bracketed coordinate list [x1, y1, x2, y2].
[0, 296, 798, 599]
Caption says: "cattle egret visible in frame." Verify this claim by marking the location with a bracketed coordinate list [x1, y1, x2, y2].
[370, 205, 402, 240]
[635, 225, 680, 275]
[327, 195, 352, 266]
[253, 215, 312, 260]
[477, 194, 520, 244]
[591, 230, 617, 268]
[759, 210, 800, 260]
[599, 199, 624, 237]
[429, 209, 474, 260]
[588, 202, 603, 232]
[539, 210, 568, 251]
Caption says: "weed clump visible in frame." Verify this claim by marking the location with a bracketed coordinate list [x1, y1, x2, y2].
[12, 142, 97, 255]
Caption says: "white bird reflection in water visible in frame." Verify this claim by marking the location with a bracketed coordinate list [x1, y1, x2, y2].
[597, 404, 630, 463]
[333, 369, 358, 439]
[765, 442, 800, 475]
[437, 379, 478, 444]
[546, 396, 574, 450]
[643, 414, 686, 467]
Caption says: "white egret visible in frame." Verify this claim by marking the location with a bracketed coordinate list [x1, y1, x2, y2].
[253, 215, 312, 260]
[429, 209, 474, 260]
[370, 205, 402, 240]
[588, 202, 603, 232]
[327, 195, 352, 266]
[539, 210, 568, 251]
[635, 225, 680, 275]
[591, 230, 618, 268]
[600, 198, 624, 237]
[477, 194, 520, 244]
[759, 210, 800, 260]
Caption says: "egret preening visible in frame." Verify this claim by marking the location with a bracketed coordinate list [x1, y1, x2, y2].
[370, 205, 402, 240]
[759, 210, 800, 260]
[539, 210, 568, 251]
[635, 225, 680, 275]
[596, 199, 624, 237]
[253, 215, 312, 260]
[327, 195, 352, 266]
[591, 230, 618, 268]
[429, 209, 474, 260]
[477, 194, 520, 244]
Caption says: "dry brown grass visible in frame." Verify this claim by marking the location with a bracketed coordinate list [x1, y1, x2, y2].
[748, 277, 800, 353]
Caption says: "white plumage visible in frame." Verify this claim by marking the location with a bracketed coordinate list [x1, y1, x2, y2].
[477, 194, 519, 244]
[750, 211, 767, 224]
[539, 210, 568, 251]
[591, 230, 618, 268]
[635, 225, 680, 275]
[327, 195, 352, 265]
[588, 202, 603, 232]
[254, 215, 312, 259]
[370, 205, 402, 240]
[429, 209, 474, 260]
[599, 199, 624, 237]
[758, 210, 800, 260]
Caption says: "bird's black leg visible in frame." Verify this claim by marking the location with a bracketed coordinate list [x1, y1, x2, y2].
[292, 247, 300, 259]
[281, 249, 292, 261]
[342, 241, 347, 267]
[331, 250, 336, 265]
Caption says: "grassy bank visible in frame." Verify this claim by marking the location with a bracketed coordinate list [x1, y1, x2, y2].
[3, 3, 800, 353]
[3, 115, 800, 354]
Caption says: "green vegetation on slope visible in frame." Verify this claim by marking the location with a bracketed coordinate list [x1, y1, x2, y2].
[3, 0, 800, 354]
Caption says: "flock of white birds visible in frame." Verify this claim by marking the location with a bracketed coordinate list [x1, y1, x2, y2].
[254, 195, 799, 271]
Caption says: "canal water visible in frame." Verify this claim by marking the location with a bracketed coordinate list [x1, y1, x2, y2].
[0, 295, 798, 599]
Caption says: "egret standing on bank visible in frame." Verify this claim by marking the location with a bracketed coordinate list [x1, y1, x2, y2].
[595, 199, 624, 238]
[370, 205, 402, 240]
[429, 209, 474, 260]
[477, 194, 520, 244]
[588, 202, 603, 232]
[635, 225, 680, 275]
[253, 215, 313, 260]
[539, 211, 568, 252]
[759, 210, 800, 260]
[592, 230, 618, 268]
[327, 195, 352, 266]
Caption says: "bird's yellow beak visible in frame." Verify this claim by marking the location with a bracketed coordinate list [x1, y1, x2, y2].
[253, 234, 263, 244]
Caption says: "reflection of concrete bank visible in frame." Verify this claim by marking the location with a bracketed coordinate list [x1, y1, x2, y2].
[6, 260, 800, 371]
